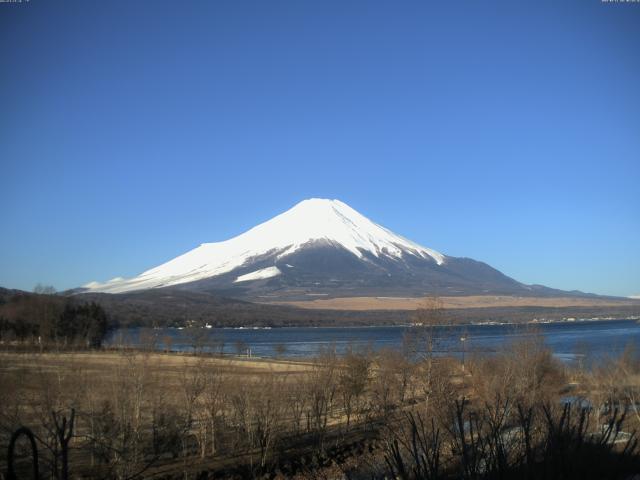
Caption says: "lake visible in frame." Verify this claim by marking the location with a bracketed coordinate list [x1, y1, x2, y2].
[107, 318, 640, 365]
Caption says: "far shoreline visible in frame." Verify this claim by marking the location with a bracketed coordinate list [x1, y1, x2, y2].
[148, 315, 640, 330]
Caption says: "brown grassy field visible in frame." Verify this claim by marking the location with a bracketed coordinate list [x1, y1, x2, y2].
[0, 350, 322, 478]
[0, 350, 313, 376]
[268, 294, 640, 311]
[2, 343, 639, 479]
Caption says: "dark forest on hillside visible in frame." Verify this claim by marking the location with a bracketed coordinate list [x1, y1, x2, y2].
[0, 290, 109, 348]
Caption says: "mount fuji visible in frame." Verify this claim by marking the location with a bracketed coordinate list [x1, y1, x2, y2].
[82, 198, 574, 300]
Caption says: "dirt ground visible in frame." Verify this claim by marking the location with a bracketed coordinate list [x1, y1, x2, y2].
[268, 294, 640, 311]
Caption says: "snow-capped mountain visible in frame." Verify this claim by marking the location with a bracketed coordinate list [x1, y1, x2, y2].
[83, 198, 564, 299]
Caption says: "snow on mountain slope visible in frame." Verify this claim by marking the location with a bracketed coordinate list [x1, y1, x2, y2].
[234, 266, 282, 283]
[84, 198, 445, 294]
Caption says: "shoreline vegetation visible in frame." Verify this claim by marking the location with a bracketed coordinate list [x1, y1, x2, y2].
[2, 335, 640, 479]
[1, 290, 639, 479]
[1, 288, 638, 356]
[170, 315, 640, 329]
[1, 295, 640, 479]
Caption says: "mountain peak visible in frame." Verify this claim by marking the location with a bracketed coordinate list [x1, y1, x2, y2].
[84, 198, 445, 293]
[294, 197, 342, 206]
[284, 198, 358, 220]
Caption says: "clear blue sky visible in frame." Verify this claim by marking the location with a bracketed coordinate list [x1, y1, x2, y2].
[1, 0, 638, 297]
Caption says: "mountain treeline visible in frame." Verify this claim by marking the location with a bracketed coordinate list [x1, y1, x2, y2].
[74, 289, 640, 329]
[0, 289, 109, 348]
[1, 286, 639, 334]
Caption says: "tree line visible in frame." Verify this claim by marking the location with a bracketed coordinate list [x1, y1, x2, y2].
[0, 286, 109, 348]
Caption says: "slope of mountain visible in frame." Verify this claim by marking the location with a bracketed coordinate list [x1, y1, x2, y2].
[83, 198, 590, 300]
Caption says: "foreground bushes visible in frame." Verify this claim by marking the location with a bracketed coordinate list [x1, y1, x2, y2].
[1, 337, 640, 479]
[385, 399, 639, 480]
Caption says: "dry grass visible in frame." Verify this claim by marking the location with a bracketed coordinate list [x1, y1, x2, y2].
[267, 294, 640, 311]
[0, 350, 312, 387]
[2, 343, 636, 479]
[0, 350, 320, 478]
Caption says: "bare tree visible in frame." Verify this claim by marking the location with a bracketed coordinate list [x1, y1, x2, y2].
[178, 359, 205, 464]
[253, 374, 287, 469]
[184, 327, 209, 355]
[338, 350, 370, 429]
[308, 348, 338, 451]
[234, 340, 250, 357]
[200, 361, 227, 456]
[274, 343, 287, 358]
[34, 284, 57, 295]
[374, 348, 416, 412]
[287, 374, 309, 434]
[410, 297, 452, 413]
[163, 334, 174, 353]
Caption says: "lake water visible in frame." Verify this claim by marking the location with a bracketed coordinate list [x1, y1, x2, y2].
[107, 319, 640, 365]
